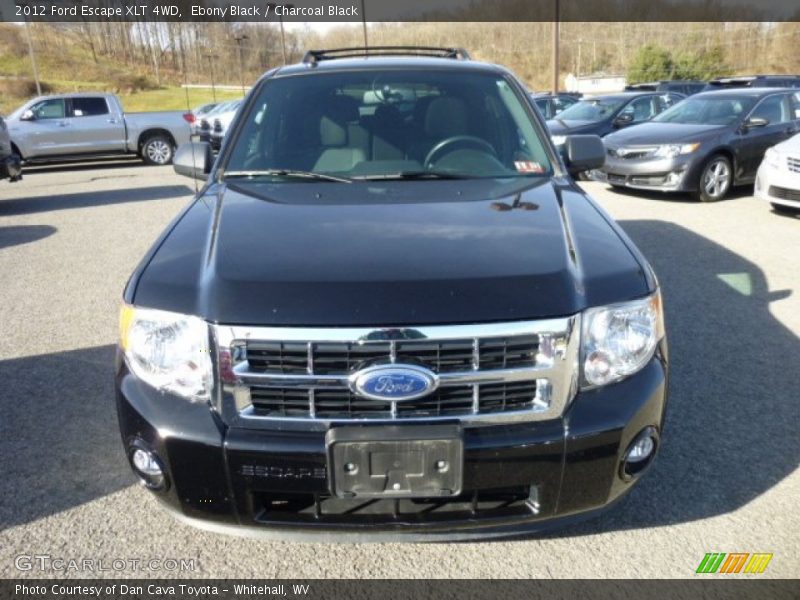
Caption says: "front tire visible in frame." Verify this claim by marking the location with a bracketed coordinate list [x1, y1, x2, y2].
[141, 135, 174, 166]
[694, 155, 732, 202]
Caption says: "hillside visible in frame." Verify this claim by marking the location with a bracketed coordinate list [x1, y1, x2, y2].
[0, 24, 242, 114]
[2, 21, 799, 114]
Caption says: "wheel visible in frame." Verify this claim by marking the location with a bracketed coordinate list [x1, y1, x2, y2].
[694, 154, 732, 202]
[141, 134, 174, 166]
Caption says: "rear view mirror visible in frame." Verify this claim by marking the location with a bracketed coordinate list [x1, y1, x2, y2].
[744, 117, 769, 129]
[614, 113, 634, 127]
[564, 135, 605, 175]
[173, 142, 213, 180]
[20, 110, 35, 121]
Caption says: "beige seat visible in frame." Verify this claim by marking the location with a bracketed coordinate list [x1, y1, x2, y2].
[313, 96, 367, 172]
[408, 96, 470, 163]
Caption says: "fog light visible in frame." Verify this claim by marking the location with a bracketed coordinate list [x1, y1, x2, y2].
[665, 171, 683, 186]
[626, 436, 655, 463]
[621, 426, 659, 481]
[129, 445, 167, 490]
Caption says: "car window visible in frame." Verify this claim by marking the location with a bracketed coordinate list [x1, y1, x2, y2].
[533, 98, 550, 118]
[791, 93, 800, 119]
[553, 96, 577, 114]
[750, 95, 791, 124]
[226, 70, 553, 181]
[620, 96, 657, 122]
[653, 96, 756, 125]
[71, 97, 109, 117]
[31, 99, 66, 120]
[654, 93, 681, 113]
[557, 98, 626, 122]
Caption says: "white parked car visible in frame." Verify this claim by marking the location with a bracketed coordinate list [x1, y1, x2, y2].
[756, 132, 800, 214]
[209, 101, 242, 151]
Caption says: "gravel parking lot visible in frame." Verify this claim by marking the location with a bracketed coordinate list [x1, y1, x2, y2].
[0, 161, 797, 578]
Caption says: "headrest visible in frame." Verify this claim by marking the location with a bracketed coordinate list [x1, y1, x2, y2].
[425, 97, 468, 138]
[319, 94, 360, 147]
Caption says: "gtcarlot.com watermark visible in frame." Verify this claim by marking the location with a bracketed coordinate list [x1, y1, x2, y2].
[15, 554, 198, 573]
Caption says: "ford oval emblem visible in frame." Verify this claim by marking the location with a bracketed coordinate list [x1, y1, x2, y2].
[351, 364, 438, 402]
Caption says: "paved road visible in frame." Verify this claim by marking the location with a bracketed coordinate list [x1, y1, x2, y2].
[0, 162, 797, 579]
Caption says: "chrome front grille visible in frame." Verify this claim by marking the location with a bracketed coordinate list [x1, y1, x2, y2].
[213, 318, 579, 430]
[788, 156, 800, 174]
[249, 381, 545, 419]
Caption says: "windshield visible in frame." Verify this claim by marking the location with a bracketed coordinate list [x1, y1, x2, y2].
[224, 69, 552, 181]
[555, 97, 626, 122]
[653, 96, 756, 125]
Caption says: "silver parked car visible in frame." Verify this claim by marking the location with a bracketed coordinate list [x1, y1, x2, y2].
[6, 93, 191, 166]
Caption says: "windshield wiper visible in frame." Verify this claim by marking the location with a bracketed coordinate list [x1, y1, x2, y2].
[352, 171, 474, 181]
[223, 169, 353, 183]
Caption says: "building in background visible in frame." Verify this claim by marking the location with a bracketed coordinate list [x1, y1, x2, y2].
[565, 73, 627, 95]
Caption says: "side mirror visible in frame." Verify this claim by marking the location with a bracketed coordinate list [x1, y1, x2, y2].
[564, 135, 605, 176]
[173, 142, 213, 180]
[20, 110, 35, 121]
[744, 116, 768, 129]
[614, 113, 634, 127]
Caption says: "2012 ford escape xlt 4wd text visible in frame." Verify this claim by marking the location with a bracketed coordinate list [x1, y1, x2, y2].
[117, 47, 668, 541]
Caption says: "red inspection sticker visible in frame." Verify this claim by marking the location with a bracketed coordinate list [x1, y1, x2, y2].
[514, 161, 545, 173]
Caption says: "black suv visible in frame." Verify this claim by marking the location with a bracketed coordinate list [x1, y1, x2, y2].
[117, 47, 668, 540]
[704, 75, 800, 90]
[626, 80, 706, 96]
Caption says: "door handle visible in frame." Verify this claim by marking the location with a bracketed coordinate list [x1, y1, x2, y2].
[58, 121, 69, 127]
[107, 118, 119, 124]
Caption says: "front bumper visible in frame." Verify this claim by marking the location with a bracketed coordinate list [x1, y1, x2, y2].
[115, 346, 668, 540]
[0, 152, 22, 182]
[755, 161, 800, 209]
[593, 153, 698, 192]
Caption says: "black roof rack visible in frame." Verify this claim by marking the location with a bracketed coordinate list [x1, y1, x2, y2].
[302, 46, 472, 64]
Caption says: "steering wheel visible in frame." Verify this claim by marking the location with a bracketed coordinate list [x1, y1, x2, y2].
[424, 135, 497, 169]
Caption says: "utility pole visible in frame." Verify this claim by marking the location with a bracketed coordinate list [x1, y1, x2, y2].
[361, 0, 368, 48]
[278, 4, 293, 64]
[551, 0, 560, 93]
[279, 15, 287, 64]
[21, 6, 41, 96]
[204, 54, 217, 102]
[234, 31, 248, 96]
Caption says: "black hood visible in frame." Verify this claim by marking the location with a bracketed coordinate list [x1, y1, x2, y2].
[604, 122, 728, 146]
[129, 179, 651, 326]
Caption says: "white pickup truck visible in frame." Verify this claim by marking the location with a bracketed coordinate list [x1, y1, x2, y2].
[5, 92, 191, 166]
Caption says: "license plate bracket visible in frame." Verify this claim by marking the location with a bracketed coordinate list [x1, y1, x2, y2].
[326, 424, 463, 499]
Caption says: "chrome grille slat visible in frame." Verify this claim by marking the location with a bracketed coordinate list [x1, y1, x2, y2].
[787, 156, 800, 173]
[213, 317, 580, 429]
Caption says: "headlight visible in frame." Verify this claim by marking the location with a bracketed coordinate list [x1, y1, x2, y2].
[581, 290, 665, 387]
[551, 135, 567, 146]
[119, 304, 212, 400]
[653, 143, 700, 158]
[764, 147, 781, 169]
